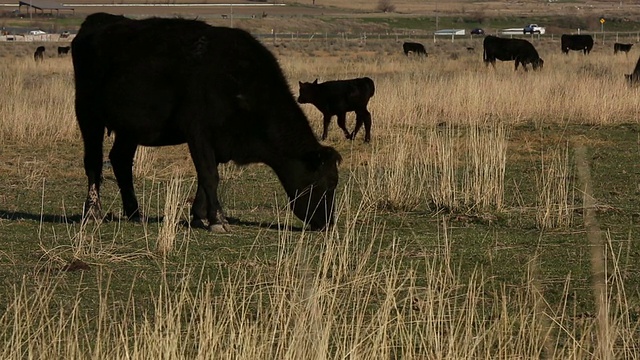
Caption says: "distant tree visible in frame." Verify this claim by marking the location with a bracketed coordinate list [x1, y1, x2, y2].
[377, 0, 395, 13]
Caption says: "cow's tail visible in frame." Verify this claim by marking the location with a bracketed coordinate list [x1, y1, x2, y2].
[366, 77, 375, 97]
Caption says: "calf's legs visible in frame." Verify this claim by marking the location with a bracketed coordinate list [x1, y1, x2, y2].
[351, 108, 372, 143]
[336, 113, 352, 139]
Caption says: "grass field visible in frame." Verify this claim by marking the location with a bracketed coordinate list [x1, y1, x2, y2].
[0, 29, 639, 358]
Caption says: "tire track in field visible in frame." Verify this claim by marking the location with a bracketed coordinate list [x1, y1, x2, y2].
[574, 145, 611, 359]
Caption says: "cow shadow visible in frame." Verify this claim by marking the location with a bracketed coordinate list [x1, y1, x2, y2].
[0, 209, 304, 232]
[0, 209, 161, 225]
[179, 217, 306, 232]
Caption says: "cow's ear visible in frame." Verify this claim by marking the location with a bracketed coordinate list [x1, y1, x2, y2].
[313, 79, 318, 85]
[299, 81, 303, 86]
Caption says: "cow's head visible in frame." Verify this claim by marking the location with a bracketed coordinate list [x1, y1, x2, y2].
[297, 79, 319, 104]
[532, 58, 544, 71]
[284, 145, 341, 230]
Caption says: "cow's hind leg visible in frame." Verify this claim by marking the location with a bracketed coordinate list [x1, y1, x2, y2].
[77, 114, 105, 221]
[109, 135, 142, 221]
[351, 108, 372, 143]
[336, 113, 351, 139]
[187, 141, 230, 233]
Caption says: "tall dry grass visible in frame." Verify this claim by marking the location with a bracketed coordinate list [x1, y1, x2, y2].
[4, 196, 640, 358]
[536, 143, 574, 229]
[2, 40, 639, 358]
[157, 169, 187, 255]
[0, 57, 76, 143]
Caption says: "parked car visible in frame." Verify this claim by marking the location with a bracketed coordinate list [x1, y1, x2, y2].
[470, 28, 485, 35]
[523, 24, 545, 34]
[29, 30, 46, 35]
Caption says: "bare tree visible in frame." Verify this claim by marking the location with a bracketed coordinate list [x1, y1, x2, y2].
[377, 0, 395, 13]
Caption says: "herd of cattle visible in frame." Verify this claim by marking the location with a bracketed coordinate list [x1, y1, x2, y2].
[32, 13, 640, 231]
[402, 34, 640, 84]
[32, 45, 71, 61]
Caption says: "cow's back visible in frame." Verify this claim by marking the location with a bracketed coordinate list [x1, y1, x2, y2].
[71, 14, 320, 156]
[484, 36, 539, 61]
[561, 34, 594, 51]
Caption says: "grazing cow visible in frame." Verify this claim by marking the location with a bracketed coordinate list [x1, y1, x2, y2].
[33, 46, 45, 62]
[614, 43, 633, 55]
[483, 35, 543, 71]
[402, 42, 427, 56]
[561, 34, 594, 55]
[625, 55, 640, 85]
[72, 13, 341, 232]
[297, 77, 375, 142]
[58, 46, 71, 55]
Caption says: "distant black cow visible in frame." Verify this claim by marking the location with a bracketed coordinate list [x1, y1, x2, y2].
[483, 35, 543, 71]
[297, 77, 375, 143]
[72, 13, 341, 231]
[402, 42, 427, 56]
[58, 46, 71, 55]
[33, 46, 45, 62]
[625, 55, 640, 85]
[561, 34, 594, 55]
[614, 43, 633, 54]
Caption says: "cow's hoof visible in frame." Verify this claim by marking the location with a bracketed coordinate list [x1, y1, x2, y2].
[191, 218, 208, 229]
[127, 213, 147, 223]
[82, 204, 103, 224]
[345, 134, 353, 140]
[209, 223, 231, 233]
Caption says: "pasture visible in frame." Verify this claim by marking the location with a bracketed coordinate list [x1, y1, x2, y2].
[0, 35, 639, 358]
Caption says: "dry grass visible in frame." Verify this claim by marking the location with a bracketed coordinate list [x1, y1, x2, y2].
[1, 37, 639, 358]
[536, 143, 574, 229]
[3, 204, 639, 358]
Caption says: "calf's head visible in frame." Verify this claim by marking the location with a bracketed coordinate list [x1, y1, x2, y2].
[282, 146, 341, 230]
[297, 79, 320, 104]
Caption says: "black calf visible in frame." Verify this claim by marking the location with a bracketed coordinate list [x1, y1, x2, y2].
[297, 77, 375, 142]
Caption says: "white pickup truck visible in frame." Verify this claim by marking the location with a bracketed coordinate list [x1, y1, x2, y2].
[523, 24, 545, 34]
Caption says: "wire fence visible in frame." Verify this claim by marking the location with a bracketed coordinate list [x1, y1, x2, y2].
[2, 29, 640, 44]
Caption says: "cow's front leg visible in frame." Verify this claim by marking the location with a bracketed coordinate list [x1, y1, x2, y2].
[190, 184, 208, 229]
[110, 135, 143, 221]
[187, 141, 230, 233]
[337, 113, 351, 139]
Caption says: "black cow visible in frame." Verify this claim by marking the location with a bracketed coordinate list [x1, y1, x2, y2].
[625, 55, 640, 85]
[483, 35, 543, 71]
[58, 46, 71, 55]
[561, 34, 594, 55]
[614, 43, 633, 55]
[72, 13, 341, 232]
[297, 77, 375, 143]
[402, 42, 427, 56]
[34, 46, 45, 62]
